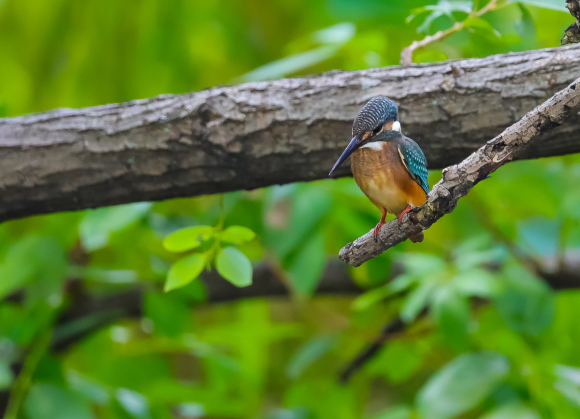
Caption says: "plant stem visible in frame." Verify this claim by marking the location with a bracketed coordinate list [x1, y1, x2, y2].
[4, 328, 53, 419]
[401, 0, 503, 65]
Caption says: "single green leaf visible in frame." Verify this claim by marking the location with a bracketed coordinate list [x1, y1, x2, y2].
[286, 335, 336, 379]
[24, 384, 94, 419]
[453, 269, 500, 298]
[480, 403, 540, 419]
[417, 352, 509, 419]
[400, 281, 436, 322]
[0, 362, 13, 390]
[432, 286, 470, 350]
[287, 231, 327, 296]
[116, 388, 151, 419]
[352, 286, 392, 312]
[216, 247, 252, 287]
[163, 226, 214, 252]
[164, 253, 206, 292]
[219, 225, 256, 244]
[515, 0, 568, 12]
[496, 266, 555, 336]
[79, 202, 152, 251]
[515, 3, 537, 45]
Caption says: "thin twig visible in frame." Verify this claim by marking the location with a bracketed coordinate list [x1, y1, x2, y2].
[401, 0, 501, 66]
[338, 317, 406, 383]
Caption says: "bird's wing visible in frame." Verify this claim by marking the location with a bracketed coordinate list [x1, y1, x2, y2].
[397, 137, 430, 194]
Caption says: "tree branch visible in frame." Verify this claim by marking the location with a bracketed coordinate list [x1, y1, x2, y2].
[1, 46, 580, 221]
[562, 0, 580, 45]
[339, 77, 580, 266]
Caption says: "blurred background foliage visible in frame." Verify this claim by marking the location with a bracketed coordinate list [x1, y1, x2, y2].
[0, 0, 579, 418]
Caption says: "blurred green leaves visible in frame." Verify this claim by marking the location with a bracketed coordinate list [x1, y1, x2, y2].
[0, 0, 578, 418]
[417, 352, 510, 419]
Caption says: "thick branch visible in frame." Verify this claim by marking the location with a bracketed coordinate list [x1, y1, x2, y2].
[339, 77, 580, 266]
[1, 46, 580, 221]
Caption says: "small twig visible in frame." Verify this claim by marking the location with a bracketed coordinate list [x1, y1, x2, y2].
[339, 77, 580, 267]
[562, 0, 580, 45]
[338, 317, 406, 383]
[401, 0, 501, 66]
[4, 329, 53, 419]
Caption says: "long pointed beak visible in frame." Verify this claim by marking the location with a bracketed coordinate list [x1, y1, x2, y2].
[329, 136, 361, 175]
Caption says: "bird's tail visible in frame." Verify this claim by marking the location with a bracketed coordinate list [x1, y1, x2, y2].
[410, 231, 424, 243]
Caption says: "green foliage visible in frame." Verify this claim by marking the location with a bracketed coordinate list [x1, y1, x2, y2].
[0, 0, 579, 418]
[162, 213, 256, 290]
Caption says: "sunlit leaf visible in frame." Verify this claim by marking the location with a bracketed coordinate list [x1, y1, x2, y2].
[79, 202, 152, 251]
[480, 403, 541, 419]
[417, 352, 510, 419]
[216, 247, 252, 287]
[116, 388, 151, 419]
[0, 362, 12, 390]
[515, 0, 568, 12]
[164, 253, 207, 292]
[219, 225, 256, 244]
[163, 225, 214, 252]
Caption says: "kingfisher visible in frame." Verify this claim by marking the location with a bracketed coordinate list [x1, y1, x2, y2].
[329, 96, 429, 243]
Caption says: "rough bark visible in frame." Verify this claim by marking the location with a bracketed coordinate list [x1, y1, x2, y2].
[339, 77, 580, 266]
[1, 45, 580, 221]
[562, 0, 580, 45]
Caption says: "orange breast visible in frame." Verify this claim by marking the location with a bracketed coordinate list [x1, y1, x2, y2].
[351, 142, 426, 215]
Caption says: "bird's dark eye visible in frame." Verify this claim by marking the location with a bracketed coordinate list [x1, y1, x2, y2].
[372, 125, 382, 135]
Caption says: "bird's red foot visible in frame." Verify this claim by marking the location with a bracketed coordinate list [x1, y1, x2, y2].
[397, 205, 412, 223]
[373, 221, 386, 241]
[373, 209, 388, 242]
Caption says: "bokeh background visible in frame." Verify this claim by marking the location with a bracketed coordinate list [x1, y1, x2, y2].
[0, 0, 579, 418]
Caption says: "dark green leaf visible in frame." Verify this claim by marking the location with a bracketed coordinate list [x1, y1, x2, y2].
[432, 286, 470, 350]
[496, 266, 555, 336]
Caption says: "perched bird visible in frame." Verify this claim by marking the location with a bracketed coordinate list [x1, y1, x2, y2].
[329, 96, 429, 242]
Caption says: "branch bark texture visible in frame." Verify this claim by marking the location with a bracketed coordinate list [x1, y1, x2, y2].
[562, 0, 580, 45]
[1, 46, 580, 221]
[339, 77, 580, 266]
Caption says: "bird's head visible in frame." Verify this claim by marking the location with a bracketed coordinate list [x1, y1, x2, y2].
[329, 96, 401, 175]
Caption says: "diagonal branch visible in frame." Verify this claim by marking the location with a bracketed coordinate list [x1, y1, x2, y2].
[339, 77, 580, 267]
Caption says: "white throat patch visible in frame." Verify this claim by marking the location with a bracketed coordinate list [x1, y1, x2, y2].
[360, 142, 383, 150]
[392, 121, 401, 132]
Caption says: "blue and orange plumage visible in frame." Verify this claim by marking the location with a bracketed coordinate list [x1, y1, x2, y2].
[329, 96, 429, 242]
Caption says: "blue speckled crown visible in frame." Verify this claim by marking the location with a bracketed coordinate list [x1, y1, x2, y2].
[352, 96, 398, 137]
